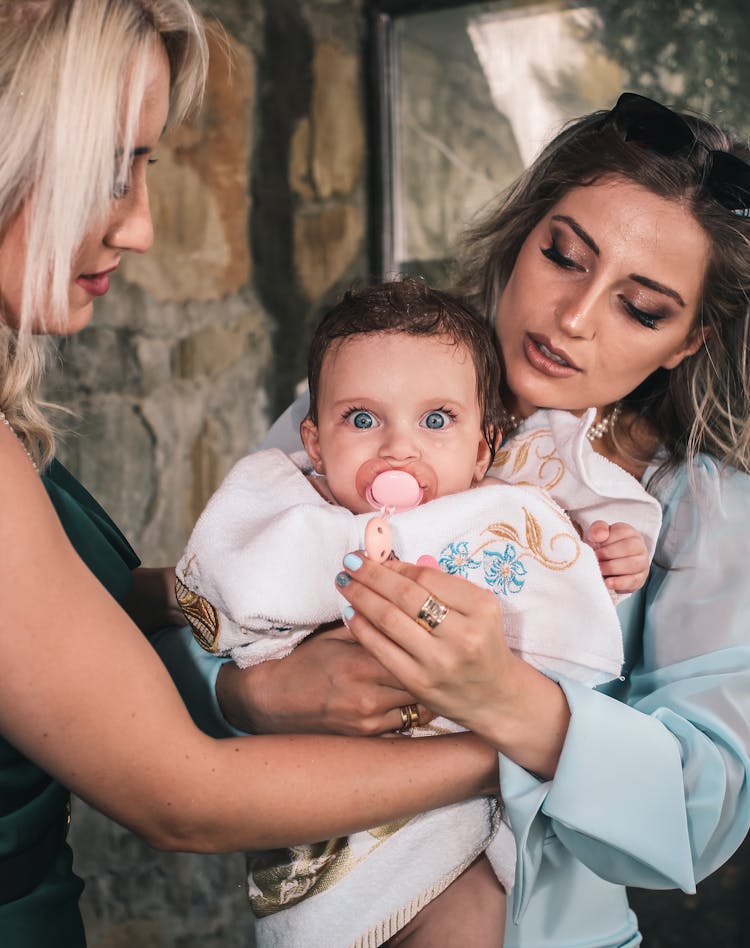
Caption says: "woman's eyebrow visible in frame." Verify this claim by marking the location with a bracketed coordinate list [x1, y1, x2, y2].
[552, 213, 686, 307]
[630, 274, 686, 307]
[551, 214, 600, 255]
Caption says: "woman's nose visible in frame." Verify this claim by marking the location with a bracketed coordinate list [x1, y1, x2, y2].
[104, 180, 154, 255]
[556, 285, 599, 339]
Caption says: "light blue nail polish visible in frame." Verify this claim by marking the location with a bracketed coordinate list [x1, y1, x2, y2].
[335, 571, 351, 588]
[343, 552, 363, 571]
[342, 605, 355, 622]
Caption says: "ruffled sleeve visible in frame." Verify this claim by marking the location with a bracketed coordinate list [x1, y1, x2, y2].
[503, 456, 750, 921]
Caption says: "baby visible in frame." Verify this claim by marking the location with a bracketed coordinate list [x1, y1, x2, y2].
[177, 278, 661, 947]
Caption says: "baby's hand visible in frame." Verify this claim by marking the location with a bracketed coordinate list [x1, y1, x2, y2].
[586, 520, 650, 594]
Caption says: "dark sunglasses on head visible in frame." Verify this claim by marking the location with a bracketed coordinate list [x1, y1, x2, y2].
[601, 92, 750, 216]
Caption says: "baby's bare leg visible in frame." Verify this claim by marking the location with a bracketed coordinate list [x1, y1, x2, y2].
[386, 855, 505, 947]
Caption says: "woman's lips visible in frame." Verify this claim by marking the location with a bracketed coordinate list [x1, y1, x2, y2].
[523, 333, 581, 377]
[75, 267, 116, 297]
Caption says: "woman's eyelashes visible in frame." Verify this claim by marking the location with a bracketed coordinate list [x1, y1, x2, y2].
[541, 239, 584, 271]
[111, 156, 158, 200]
[618, 295, 665, 330]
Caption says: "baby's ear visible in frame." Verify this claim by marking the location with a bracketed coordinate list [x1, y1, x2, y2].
[300, 417, 323, 473]
[472, 432, 494, 483]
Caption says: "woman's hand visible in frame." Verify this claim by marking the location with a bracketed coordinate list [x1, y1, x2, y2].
[336, 553, 572, 779]
[216, 623, 433, 736]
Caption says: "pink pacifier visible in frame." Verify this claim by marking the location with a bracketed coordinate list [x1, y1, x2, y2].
[363, 469, 423, 563]
[366, 469, 423, 513]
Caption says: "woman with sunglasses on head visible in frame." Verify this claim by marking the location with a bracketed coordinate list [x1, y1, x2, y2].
[213, 93, 750, 946]
[0, 3, 502, 946]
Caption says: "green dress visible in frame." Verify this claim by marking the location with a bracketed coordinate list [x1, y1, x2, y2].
[0, 460, 140, 946]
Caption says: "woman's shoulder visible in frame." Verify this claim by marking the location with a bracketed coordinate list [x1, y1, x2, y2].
[648, 455, 750, 567]
[648, 454, 750, 510]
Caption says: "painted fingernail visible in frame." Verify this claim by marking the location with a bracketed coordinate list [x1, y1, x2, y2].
[335, 571, 351, 588]
[343, 552, 363, 571]
[342, 605, 355, 623]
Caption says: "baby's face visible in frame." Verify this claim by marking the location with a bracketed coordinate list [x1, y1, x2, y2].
[301, 332, 491, 514]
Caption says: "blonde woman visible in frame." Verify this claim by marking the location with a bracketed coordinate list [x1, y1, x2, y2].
[0, 3, 498, 946]
[224, 93, 750, 946]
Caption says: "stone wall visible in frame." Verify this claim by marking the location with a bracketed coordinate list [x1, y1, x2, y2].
[45, 2, 367, 944]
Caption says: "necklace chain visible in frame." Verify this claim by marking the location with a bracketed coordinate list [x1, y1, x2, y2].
[0, 409, 39, 472]
[503, 403, 622, 443]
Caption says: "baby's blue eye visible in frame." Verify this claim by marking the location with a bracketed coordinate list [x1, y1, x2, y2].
[423, 411, 448, 430]
[351, 410, 375, 429]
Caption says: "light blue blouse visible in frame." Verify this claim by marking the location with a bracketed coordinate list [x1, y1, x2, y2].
[163, 399, 750, 948]
[502, 454, 750, 946]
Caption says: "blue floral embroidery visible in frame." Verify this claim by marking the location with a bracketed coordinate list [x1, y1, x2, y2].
[483, 544, 527, 595]
[438, 541, 482, 577]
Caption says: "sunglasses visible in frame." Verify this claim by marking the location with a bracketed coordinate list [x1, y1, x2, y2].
[602, 92, 750, 216]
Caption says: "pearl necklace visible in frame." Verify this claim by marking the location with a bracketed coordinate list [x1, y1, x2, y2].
[503, 402, 622, 443]
[0, 408, 39, 471]
[584, 403, 622, 442]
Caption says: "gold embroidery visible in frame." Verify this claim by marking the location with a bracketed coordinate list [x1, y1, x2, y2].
[249, 837, 350, 916]
[366, 817, 412, 841]
[175, 574, 220, 651]
[249, 818, 413, 917]
[493, 428, 565, 490]
[249, 800, 503, 921]
[480, 503, 580, 571]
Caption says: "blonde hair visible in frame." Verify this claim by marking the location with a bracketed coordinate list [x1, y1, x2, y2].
[0, 0, 208, 466]
[459, 107, 750, 477]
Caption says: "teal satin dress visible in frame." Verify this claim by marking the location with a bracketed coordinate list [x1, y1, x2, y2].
[0, 461, 139, 947]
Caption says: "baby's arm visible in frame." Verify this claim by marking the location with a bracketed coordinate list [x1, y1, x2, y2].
[586, 520, 650, 593]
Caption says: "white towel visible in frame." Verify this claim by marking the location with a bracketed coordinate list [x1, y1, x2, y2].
[249, 792, 514, 948]
[490, 407, 663, 563]
[176, 447, 627, 685]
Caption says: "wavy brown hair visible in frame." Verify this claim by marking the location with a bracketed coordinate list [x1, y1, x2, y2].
[459, 103, 750, 476]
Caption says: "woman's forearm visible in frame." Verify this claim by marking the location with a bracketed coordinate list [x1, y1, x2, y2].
[153, 730, 499, 853]
[0, 473, 497, 857]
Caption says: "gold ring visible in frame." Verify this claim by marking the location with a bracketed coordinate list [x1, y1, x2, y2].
[398, 704, 420, 732]
[415, 593, 449, 632]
